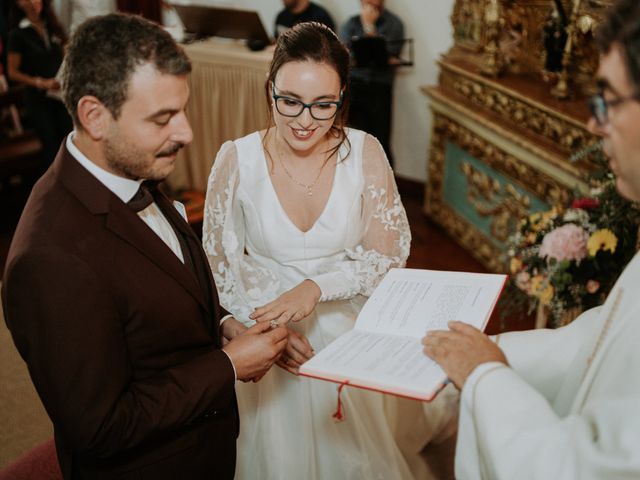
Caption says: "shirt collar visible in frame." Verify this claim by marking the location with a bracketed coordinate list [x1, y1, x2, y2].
[66, 132, 142, 203]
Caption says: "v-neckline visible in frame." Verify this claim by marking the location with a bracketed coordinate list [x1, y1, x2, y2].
[259, 133, 340, 235]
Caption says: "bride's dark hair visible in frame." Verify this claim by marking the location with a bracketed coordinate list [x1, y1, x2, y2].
[263, 21, 351, 162]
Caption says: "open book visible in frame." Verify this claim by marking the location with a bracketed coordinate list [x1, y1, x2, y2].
[299, 268, 507, 401]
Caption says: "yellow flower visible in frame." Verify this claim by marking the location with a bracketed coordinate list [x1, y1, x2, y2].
[510, 257, 523, 274]
[528, 212, 541, 224]
[538, 284, 555, 305]
[528, 208, 559, 233]
[587, 229, 618, 256]
[541, 208, 558, 226]
[530, 275, 554, 305]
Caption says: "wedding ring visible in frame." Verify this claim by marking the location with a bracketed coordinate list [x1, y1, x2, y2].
[270, 319, 279, 329]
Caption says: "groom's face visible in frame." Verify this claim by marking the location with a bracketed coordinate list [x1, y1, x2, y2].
[103, 63, 193, 181]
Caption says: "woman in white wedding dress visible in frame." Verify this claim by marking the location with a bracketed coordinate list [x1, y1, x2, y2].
[203, 22, 455, 479]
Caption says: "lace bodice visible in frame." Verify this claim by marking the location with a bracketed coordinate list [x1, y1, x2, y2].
[203, 128, 411, 325]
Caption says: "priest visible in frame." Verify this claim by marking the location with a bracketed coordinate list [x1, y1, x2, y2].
[423, 0, 640, 477]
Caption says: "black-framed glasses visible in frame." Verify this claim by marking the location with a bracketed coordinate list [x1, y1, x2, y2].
[589, 91, 640, 126]
[272, 84, 343, 120]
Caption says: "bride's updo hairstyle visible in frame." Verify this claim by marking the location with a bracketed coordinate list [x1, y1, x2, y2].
[265, 21, 351, 160]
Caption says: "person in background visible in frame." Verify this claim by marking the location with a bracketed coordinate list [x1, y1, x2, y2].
[2, 13, 287, 480]
[340, 0, 404, 166]
[423, 1, 640, 478]
[7, 0, 72, 164]
[274, 0, 334, 38]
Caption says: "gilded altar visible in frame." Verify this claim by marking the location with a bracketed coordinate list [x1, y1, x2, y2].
[423, 0, 613, 272]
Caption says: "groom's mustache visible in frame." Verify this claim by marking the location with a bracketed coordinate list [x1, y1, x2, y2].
[156, 143, 185, 157]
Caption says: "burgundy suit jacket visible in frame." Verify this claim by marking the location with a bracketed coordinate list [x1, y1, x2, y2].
[2, 143, 238, 479]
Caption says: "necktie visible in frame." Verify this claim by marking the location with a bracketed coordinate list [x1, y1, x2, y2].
[127, 183, 154, 212]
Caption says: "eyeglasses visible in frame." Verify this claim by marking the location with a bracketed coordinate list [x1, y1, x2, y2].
[272, 85, 343, 120]
[589, 91, 640, 126]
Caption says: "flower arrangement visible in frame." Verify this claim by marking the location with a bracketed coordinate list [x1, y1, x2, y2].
[507, 152, 640, 327]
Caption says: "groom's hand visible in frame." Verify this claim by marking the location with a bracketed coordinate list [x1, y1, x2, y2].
[223, 321, 287, 381]
[220, 317, 247, 345]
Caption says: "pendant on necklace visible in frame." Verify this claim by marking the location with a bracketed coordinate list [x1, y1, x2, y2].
[306, 187, 313, 196]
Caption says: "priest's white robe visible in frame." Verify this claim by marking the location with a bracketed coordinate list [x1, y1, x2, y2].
[456, 252, 640, 479]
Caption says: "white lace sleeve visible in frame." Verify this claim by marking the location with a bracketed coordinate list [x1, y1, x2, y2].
[202, 142, 281, 326]
[310, 134, 411, 301]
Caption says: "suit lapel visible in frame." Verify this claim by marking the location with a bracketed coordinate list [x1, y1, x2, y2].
[105, 201, 209, 312]
[55, 141, 209, 312]
[154, 192, 217, 297]
[153, 192, 219, 337]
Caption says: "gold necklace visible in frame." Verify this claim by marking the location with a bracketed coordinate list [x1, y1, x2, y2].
[276, 139, 330, 196]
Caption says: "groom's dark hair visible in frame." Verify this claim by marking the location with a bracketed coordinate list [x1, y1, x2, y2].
[62, 13, 191, 128]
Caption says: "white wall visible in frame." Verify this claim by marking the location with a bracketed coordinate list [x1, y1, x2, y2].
[387, 0, 455, 181]
[169, 0, 455, 181]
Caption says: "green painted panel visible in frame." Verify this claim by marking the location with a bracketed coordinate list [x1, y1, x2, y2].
[442, 141, 549, 247]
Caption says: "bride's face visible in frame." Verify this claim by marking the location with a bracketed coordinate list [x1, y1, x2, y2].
[271, 60, 342, 155]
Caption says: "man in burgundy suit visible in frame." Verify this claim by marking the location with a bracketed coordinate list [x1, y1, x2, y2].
[1, 13, 287, 480]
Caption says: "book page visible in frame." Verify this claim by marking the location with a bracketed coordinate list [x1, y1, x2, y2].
[299, 268, 506, 399]
[355, 268, 506, 338]
[300, 329, 446, 400]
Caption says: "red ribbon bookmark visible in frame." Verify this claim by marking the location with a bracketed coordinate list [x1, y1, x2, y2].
[332, 382, 348, 422]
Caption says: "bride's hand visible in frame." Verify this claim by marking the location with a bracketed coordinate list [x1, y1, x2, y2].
[276, 327, 315, 375]
[250, 279, 321, 326]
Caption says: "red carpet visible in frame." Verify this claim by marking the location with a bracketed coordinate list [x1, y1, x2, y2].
[0, 439, 61, 480]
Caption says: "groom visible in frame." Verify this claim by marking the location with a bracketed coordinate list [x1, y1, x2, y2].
[2, 13, 287, 480]
[424, 0, 640, 477]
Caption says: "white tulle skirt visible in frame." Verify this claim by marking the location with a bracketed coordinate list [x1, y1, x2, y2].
[233, 301, 458, 480]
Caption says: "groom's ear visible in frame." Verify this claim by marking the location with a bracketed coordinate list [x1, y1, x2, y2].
[76, 95, 112, 140]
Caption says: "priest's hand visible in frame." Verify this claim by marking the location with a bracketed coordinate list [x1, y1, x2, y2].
[276, 328, 315, 375]
[250, 280, 321, 326]
[223, 321, 288, 381]
[422, 321, 508, 390]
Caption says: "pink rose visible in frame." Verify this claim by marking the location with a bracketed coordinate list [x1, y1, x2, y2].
[539, 224, 589, 263]
[586, 280, 600, 294]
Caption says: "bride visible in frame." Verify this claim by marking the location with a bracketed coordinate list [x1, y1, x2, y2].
[203, 22, 455, 479]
